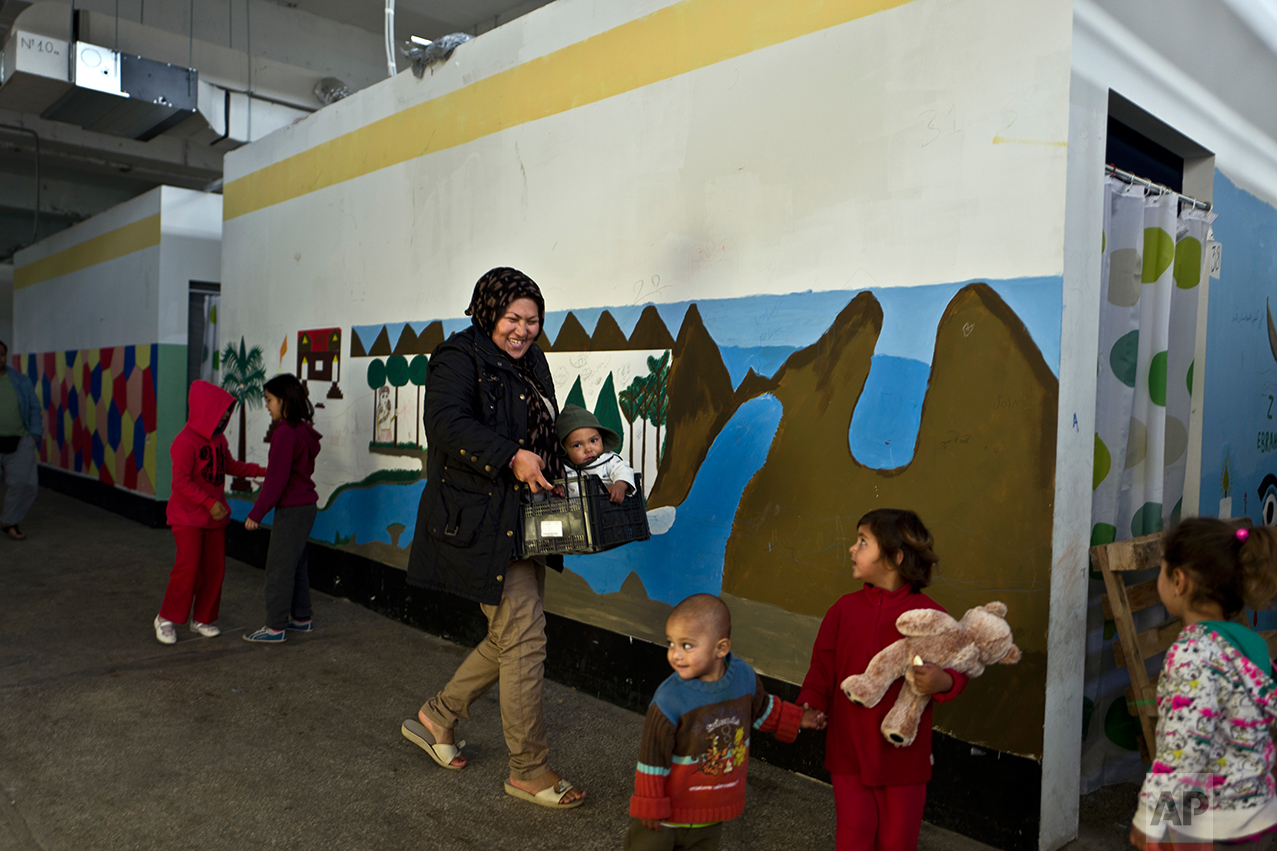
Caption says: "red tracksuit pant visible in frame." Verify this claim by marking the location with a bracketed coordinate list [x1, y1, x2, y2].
[159, 526, 226, 625]
[832, 774, 927, 851]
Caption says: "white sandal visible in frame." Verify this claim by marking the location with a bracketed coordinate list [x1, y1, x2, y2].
[401, 719, 465, 770]
[503, 779, 585, 810]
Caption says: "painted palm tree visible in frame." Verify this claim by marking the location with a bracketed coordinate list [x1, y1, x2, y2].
[221, 337, 267, 493]
[621, 375, 649, 480]
[642, 352, 671, 465]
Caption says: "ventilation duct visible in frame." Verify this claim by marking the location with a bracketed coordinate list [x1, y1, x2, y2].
[0, 31, 197, 141]
[44, 41, 198, 140]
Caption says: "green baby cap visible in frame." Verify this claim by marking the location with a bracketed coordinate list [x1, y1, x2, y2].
[556, 404, 621, 453]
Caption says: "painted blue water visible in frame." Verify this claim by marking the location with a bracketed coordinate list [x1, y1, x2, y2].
[229, 479, 427, 547]
[224, 395, 780, 605]
[562, 394, 784, 604]
[848, 356, 930, 469]
[718, 346, 798, 386]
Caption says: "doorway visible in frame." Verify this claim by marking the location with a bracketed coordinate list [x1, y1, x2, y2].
[187, 281, 221, 393]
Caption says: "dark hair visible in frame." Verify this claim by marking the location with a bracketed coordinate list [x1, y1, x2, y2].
[857, 508, 939, 592]
[1163, 518, 1277, 618]
[0, 339, 7, 353]
[670, 593, 732, 640]
[263, 373, 313, 426]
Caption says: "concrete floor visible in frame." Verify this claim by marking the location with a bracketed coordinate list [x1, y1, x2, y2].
[0, 488, 1135, 850]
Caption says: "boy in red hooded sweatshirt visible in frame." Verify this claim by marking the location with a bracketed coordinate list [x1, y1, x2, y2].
[154, 380, 264, 644]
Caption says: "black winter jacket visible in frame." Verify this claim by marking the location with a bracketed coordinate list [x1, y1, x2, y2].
[407, 325, 562, 605]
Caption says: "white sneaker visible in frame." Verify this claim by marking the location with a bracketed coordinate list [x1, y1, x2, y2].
[191, 621, 221, 638]
[154, 615, 177, 645]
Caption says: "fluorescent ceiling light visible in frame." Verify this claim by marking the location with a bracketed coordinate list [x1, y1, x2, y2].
[409, 35, 433, 46]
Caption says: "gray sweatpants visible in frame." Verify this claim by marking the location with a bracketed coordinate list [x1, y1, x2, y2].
[0, 435, 38, 527]
[263, 503, 317, 630]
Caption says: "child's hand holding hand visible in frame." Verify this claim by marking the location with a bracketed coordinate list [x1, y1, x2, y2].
[800, 703, 827, 730]
[911, 662, 954, 695]
[209, 501, 229, 521]
[245, 518, 260, 531]
[640, 818, 663, 831]
[608, 481, 630, 504]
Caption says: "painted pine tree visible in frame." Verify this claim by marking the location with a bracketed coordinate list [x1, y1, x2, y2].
[593, 372, 624, 454]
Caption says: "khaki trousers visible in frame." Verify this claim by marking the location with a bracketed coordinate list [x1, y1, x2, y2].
[422, 560, 549, 781]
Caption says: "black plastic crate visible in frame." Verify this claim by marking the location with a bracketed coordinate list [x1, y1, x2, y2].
[518, 472, 650, 557]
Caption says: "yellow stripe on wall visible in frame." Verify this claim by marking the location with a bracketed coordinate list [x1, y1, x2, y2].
[224, 0, 914, 220]
[15, 214, 161, 290]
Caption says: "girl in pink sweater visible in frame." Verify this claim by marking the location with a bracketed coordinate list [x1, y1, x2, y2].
[243, 374, 322, 643]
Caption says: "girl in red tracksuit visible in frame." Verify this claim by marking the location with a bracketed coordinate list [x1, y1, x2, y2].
[797, 508, 967, 851]
[154, 380, 264, 645]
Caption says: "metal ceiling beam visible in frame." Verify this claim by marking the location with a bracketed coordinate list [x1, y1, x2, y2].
[0, 105, 223, 188]
[0, 169, 135, 220]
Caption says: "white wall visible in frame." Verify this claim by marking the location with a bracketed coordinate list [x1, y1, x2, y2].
[158, 188, 222, 347]
[12, 185, 221, 354]
[13, 189, 161, 354]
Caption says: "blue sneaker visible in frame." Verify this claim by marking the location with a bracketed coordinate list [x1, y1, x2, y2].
[243, 627, 286, 643]
[285, 619, 313, 633]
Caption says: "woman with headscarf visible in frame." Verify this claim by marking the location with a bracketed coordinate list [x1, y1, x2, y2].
[402, 267, 586, 809]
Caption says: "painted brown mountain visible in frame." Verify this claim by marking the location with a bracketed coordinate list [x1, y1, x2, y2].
[367, 326, 393, 356]
[351, 331, 368, 358]
[628, 305, 676, 349]
[417, 321, 445, 355]
[648, 304, 738, 509]
[721, 283, 1057, 756]
[551, 313, 592, 352]
[392, 325, 420, 355]
[592, 311, 629, 350]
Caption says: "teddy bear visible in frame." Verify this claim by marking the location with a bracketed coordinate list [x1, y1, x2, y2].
[840, 601, 1021, 747]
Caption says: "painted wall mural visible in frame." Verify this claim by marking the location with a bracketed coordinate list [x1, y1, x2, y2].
[298, 328, 343, 402]
[12, 345, 161, 495]
[227, 275, 1062, 756]
[1199, 171, 1277, 626]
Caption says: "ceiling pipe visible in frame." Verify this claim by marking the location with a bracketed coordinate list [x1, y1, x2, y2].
[385, 0, 396, 77]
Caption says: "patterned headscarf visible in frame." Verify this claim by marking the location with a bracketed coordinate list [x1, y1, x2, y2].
[467, 267, 561, 479]
[466, 267, 546, 339]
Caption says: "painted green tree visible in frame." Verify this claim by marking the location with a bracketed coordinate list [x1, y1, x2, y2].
[409, 355, 429, 447]
[618, 378, 644, 468]
[641, 352, 671, 465]
[623, 374, 651, 480]
[565, 376, 587, 410]
[367, 359, 387, 443]
[221, 336, 266, 493]
[387, 355, 410, 445]
[593, 372, 624, 454]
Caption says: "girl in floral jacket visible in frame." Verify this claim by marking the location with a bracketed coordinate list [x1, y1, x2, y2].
[1131, 519, 1277, 851]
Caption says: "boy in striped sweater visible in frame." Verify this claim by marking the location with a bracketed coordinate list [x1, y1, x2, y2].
[626, 594, 826, 850]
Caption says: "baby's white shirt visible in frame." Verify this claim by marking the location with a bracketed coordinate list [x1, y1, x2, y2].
[564, 452, 636, 497]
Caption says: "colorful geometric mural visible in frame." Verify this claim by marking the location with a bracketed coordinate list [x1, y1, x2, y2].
[11, 345, 160, 495]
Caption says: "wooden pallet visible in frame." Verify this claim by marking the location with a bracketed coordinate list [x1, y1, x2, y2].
[1091, 520, 1271, 760]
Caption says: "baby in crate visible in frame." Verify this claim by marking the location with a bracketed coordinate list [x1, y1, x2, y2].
[556, 404, 636, 504]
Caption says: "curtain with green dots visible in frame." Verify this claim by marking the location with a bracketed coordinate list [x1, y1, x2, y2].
[1081, 177, 1215, 791]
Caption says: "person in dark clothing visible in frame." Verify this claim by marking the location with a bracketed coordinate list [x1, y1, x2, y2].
[402, 267, 586, 809]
